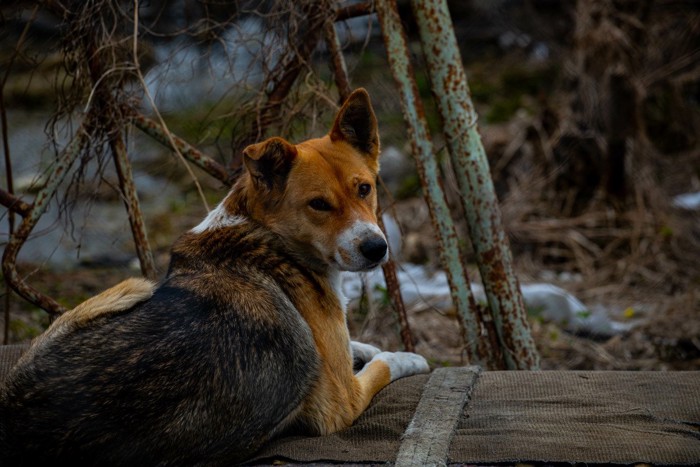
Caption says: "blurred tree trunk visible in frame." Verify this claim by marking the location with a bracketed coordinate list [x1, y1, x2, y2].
[553, 0, 652, 213]
[604, 68, 637, 206]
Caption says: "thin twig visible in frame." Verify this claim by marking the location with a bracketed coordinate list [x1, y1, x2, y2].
[132, 0, 210, 212]
[109, 131, 158, 280]
[237, 1, 331, 154]
[377, 211, 415, 352]
[1, 5, 40, 342]
[0, 190, 32, 217]
[79, 16, 157, 282]
[2, 128, 90, 316]
[131, 112, 235, 186]
[323, 12, 415, 351]
[335, 2, 374, 21]
[324, 17, 352, 102]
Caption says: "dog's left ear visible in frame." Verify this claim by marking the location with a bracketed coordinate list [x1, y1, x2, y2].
[243, 137, 298, 192]
[329, 88, 379, 160]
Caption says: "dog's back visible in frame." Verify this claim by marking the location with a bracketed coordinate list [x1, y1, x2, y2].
[0, 221, 319, 466]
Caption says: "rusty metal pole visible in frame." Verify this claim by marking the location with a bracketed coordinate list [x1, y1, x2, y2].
[410, 0, 540, 369]
[376, 0, 499, 367]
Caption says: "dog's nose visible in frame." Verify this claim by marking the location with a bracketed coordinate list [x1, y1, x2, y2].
[359, 237, 388, 263]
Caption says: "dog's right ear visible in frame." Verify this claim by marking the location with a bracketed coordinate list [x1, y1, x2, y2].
[243, 137, 298, 191]
[329, 88, 379, 160]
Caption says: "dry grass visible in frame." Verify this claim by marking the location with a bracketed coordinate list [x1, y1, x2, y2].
[2, 0, 698, 370]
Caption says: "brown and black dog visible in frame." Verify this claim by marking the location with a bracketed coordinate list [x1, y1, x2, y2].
[0, 89, 429, 465]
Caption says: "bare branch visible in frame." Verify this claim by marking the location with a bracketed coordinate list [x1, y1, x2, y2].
[131, 112, 236, 186]
[335, 2, 375, 21]
[0, 190, 32, 218]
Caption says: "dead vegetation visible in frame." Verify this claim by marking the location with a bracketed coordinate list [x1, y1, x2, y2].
[355, 0, 700, 370]
[1, 0, 699, 370]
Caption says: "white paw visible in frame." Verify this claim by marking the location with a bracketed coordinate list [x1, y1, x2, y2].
[351, 341, 382, 365]
[373, 351, 430, 381]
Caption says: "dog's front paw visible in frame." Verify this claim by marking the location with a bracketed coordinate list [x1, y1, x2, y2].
[373, 351, 430, 382]
[351, 341, 382, 364]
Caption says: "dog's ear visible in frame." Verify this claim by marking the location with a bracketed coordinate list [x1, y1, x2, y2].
[243, 137, 298, 191]
[329, 88, 379, 160]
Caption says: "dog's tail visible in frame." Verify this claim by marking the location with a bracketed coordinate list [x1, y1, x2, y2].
[68, 277, 156, 325]
[28, 278, 156, 351]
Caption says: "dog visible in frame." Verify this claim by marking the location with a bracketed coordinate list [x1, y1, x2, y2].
[0, 88, 430, 465]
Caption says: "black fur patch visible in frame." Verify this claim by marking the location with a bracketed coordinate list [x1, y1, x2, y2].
[0, 222, 321, 466]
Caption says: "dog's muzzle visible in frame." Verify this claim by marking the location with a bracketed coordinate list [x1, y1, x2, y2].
[335, 221, 389, 271]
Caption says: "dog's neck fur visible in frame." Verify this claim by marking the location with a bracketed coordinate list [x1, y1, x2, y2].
[222, 173, 267, 221]
[189, 175, 332, 276]
[190, 173, 274, 232]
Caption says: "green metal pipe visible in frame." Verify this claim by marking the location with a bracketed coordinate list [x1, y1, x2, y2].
[410, 0, 540, 369]
[376, 0, 498, 367]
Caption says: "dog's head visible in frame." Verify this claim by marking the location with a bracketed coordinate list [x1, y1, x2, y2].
[240, 88, 387, 272]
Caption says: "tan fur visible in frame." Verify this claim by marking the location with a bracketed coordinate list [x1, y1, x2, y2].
[65, 278, 156, 326]
[219, 138, 393, 433]
[291, 286, 391, 434]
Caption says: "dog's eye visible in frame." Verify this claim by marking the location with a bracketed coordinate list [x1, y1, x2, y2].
[358, 183, 372, 198]
[309, 198, 333, 211]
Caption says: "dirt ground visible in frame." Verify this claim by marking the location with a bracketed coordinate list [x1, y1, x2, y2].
[8, 265, 699, 373]
[351, 288, 700, 371]
[350, 202, 700, 372]
[2, 0, 698, 373]
[4, 191, 698, 372]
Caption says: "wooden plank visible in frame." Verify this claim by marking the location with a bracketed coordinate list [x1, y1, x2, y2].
[395, 366, 482, 466]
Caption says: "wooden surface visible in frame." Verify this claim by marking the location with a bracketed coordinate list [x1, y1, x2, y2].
[2, 345, 699, 465]
[395, 366, 481, 466]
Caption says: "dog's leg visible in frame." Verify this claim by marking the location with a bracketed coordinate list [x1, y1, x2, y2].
[350, 341, 381, 369]
[298, 321, 428, 435]
[300, 350, 428, 434]
[351, 351, 430, 417]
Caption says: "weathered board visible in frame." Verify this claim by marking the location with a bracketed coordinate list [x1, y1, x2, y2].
[2, 345, 699, 465]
